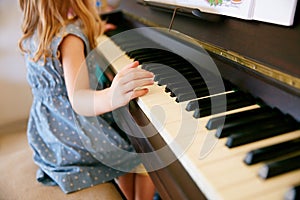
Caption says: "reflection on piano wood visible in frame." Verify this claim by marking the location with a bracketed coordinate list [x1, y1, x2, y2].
[97, 2, 300, 199]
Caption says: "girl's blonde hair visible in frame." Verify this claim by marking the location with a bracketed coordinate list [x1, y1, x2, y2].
[19, 0, 104, 62]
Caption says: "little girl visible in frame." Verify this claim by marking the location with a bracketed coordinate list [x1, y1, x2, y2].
[18, 0, 155, 199]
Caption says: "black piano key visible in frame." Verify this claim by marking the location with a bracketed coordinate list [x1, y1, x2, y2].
[206, 107, 272, 130]
[177, 86, 222, 102]
[221, 117, 281, 138]
[177, 90, 210, 102]
[129, 53, 185, 66]
[258, 154, 300, 179]
[156, 71, 200, 84]
[157, 75, 186, 86]
[128, 48, 170, 55]
[165, 76, 203, 88]
[285, 185, 300, 200]
[128, 50, 189, 65]
[226, 115, 299, 148]
[170, 82, 208, 97]
[166, 78, 207, 93]
[186, 100, 205, 112]
[188, 90, 254, 113]
[135, 55, 177, 63]
[143, 64, 191, 73]
[173, 83, 212, 98]
[176, 82, 235, 102]
[136, 55, 186, 64]
[119, 42, 154, 51]
[215, 109, 283, 138]
[168, 78, 206, 90]
[169, 81, 208, 95]
[116, 36, 152, 45]
[244, 137, 300, 165]
[173, 79, 231, 96]
[158, 73, 202, 87]
[186, 96, 213, 112]
[137, 55, 181, 64]
[187, 91, 227, 112]
[193, 97, 256, 118]
[130, 50, 170, 58]
[141, 63, 159, 71]
[160, 67, 199, 76]
[147, 68, 200, 84]
[141, 63, 178, 72]
[203, 92, 244, 111]
[186, 88, 236, 112]
[147, 66, 190, 82]
[127, 49, 158, 57]
[193, 95, 253, 118]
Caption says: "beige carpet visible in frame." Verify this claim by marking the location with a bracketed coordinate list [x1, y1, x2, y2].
[0, 121, 122, 200]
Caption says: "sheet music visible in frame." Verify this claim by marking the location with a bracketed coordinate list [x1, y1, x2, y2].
[253, 0, 298, 26]
[144, 0, 298, 26]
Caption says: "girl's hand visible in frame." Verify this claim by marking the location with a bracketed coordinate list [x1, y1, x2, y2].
[104, 23, 117, 33]
[108, 61, 154, 110]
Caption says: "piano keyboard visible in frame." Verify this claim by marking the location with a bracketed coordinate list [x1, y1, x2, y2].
[96, 29, 300, 200]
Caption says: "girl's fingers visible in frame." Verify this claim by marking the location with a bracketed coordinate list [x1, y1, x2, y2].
[111, 61, 154, 106]
[125, 88, 149, 101]
[132, 88, 149, 99]
[123, 61, 139, 70]
[124, 78, 154, 93]
[118, 68, 154, 86]
[104, 23, 117, 32]
[117, 61, 141, 78]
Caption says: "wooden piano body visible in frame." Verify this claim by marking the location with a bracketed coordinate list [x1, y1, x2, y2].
[97, 1, 300, 199]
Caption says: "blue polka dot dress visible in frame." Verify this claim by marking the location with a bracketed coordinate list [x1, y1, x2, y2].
[24, 22, 141, 193]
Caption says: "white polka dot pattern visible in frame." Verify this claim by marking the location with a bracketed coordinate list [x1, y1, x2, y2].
[24, 22, 141, 194]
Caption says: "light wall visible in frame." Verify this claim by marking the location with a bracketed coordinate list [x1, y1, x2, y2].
[0, 1, 32, 126]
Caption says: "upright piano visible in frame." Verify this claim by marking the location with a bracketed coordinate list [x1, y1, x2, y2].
[97, 1, 300, 199]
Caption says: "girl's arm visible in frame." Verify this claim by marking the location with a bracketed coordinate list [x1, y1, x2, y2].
[60, 34, 154, 116]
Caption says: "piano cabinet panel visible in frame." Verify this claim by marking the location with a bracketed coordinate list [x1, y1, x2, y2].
[113, 103, 207, 200]
[210, 52, 300, 121]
